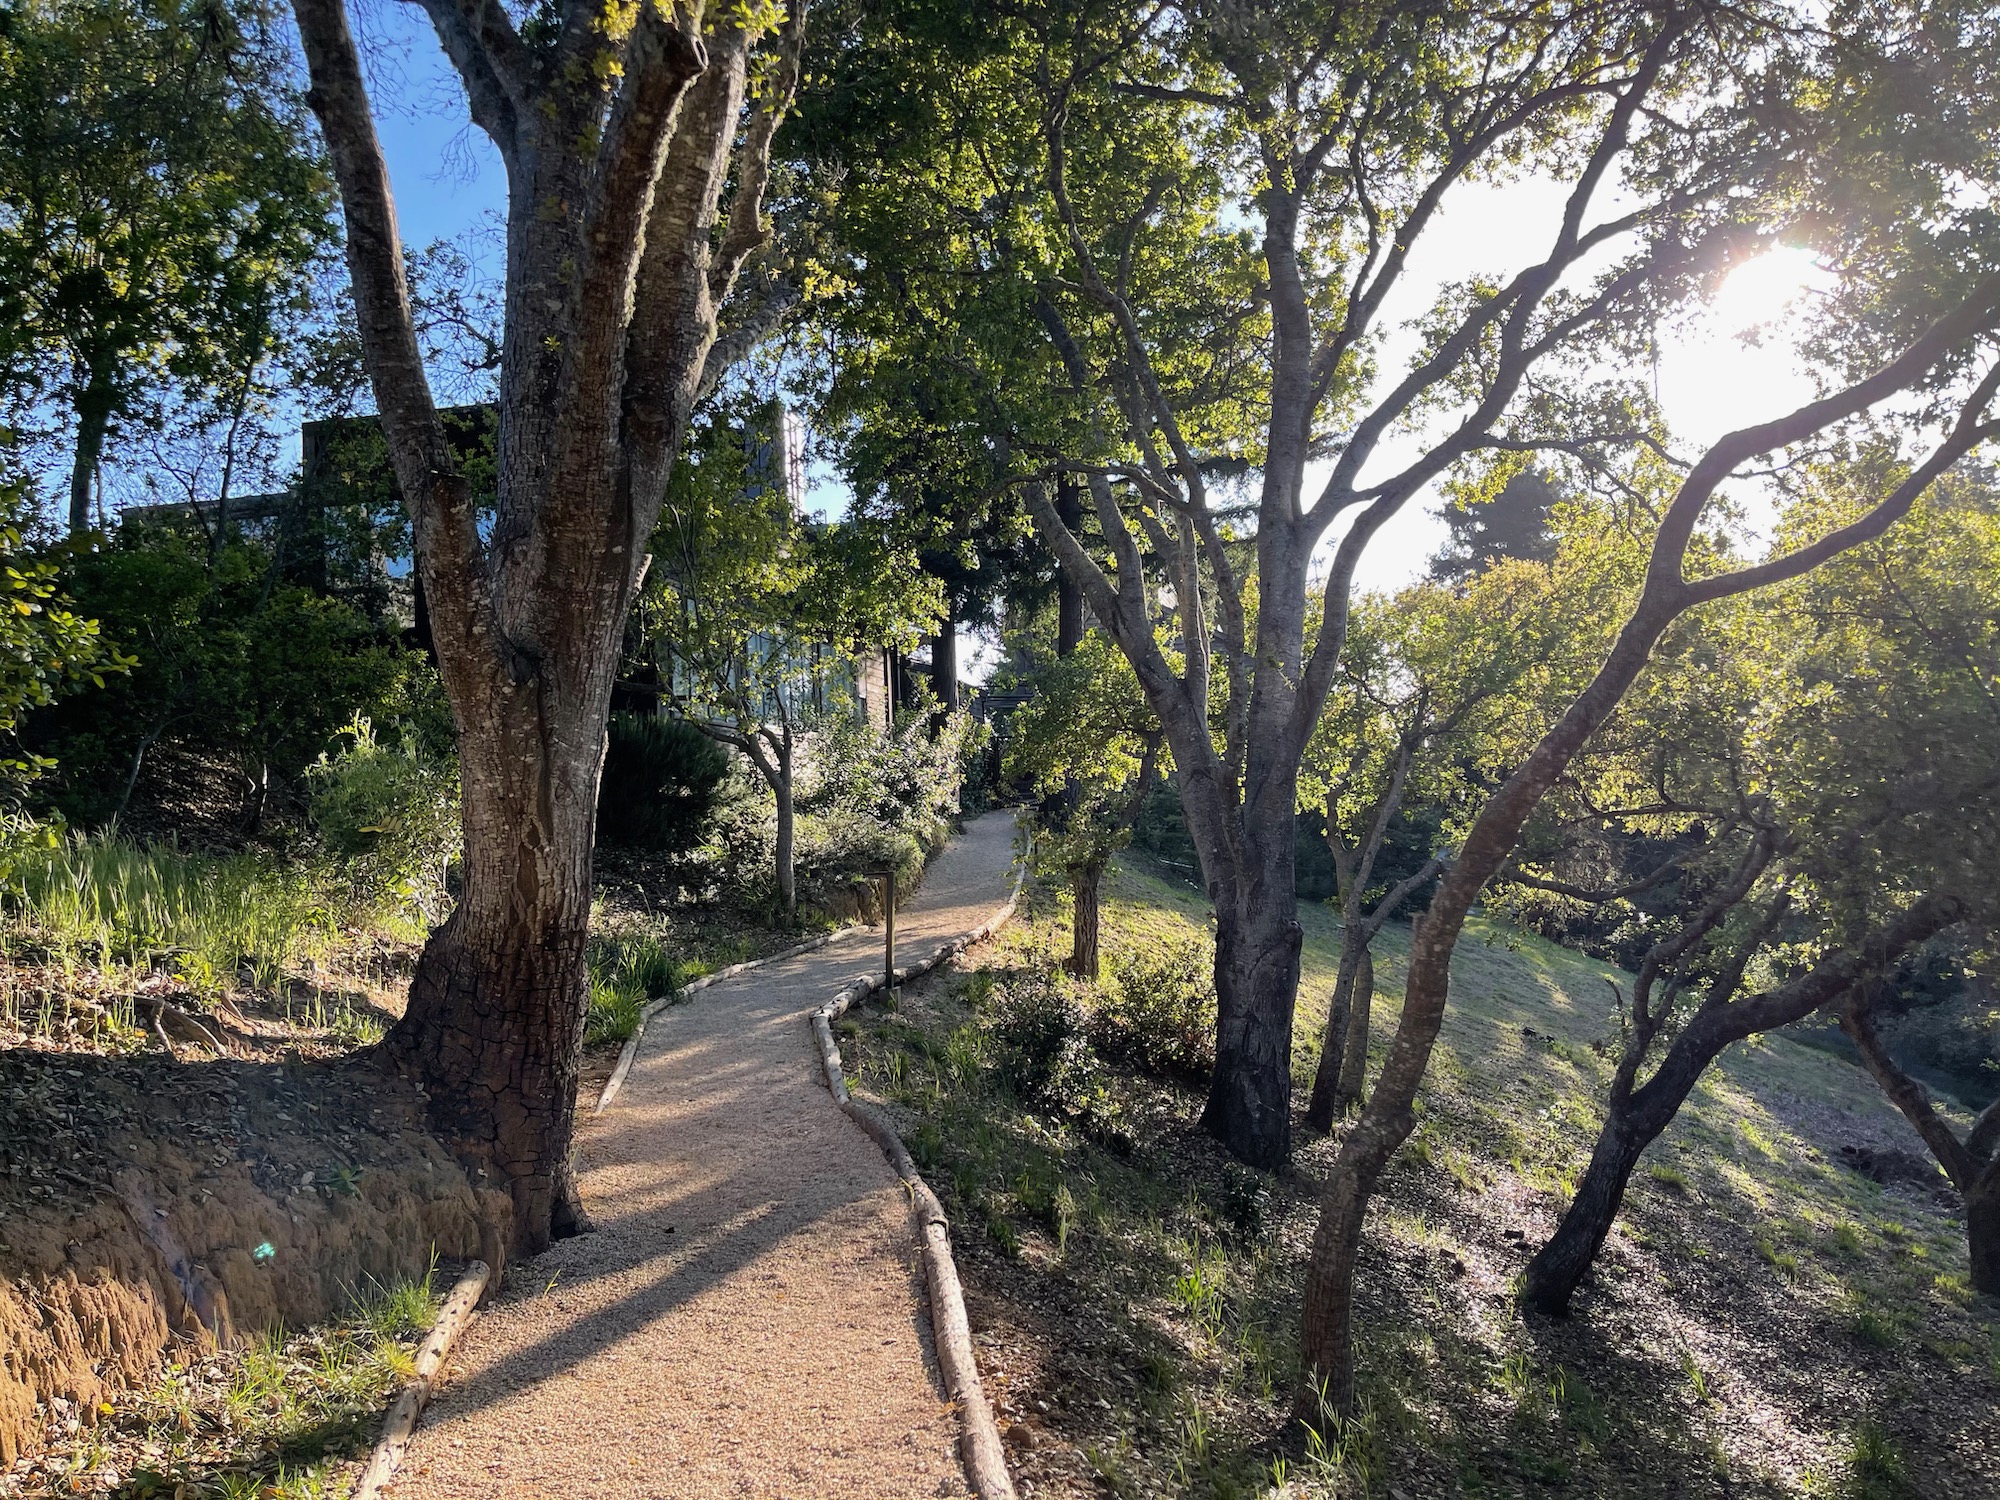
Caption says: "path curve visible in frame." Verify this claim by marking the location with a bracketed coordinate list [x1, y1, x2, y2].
[388, 812, 1020, 1499]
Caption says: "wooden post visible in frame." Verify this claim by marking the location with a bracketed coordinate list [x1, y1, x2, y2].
[883, 869, 897, 992]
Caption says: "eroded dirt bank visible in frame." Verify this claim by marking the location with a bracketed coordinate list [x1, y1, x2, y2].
[0, 1048, 505, 1466]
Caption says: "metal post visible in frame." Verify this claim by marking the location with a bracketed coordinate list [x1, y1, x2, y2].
[882, 869, 897, 992]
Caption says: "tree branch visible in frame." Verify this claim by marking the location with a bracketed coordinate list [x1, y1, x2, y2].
[1842, 983, 1977, 1189]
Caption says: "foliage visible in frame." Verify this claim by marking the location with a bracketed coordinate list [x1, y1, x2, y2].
[595, 713, 728, 856]
[0, 0, 334, 525]
[22, 522, 415, 827]
[0, 465, 126, 786]
[307, 717, 458, 919]
[988, 963, 1111, 1124]
[643, 399, 942, 734]
[803, 704, 969, 844]
[1006, 632, 1166, 876]
[1430, 471, 1563, 584]
[1101, 934, 1216, 1083]
[636, 398, 944, 908]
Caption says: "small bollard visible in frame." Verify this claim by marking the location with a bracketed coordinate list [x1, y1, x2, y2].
[882, 867, 897, 994]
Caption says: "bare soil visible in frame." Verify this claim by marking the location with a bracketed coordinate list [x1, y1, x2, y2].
[0, 1045, 502, 1476]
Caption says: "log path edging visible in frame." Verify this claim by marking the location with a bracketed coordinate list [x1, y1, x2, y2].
[809, 844, 1029, 1500]
[593, 927, 848, 1113]
[351, 1259, 492, 1500]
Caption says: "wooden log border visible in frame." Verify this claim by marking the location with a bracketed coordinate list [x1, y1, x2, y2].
[351, 1259, 493, 1499]
[809, 845, 1029, 1500]
[594, 927, 847, 1113]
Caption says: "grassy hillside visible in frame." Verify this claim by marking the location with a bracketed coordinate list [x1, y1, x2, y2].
[842, 854, 1998, 1500]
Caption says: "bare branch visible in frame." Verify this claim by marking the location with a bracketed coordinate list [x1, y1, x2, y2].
[292, 0, 491, 666]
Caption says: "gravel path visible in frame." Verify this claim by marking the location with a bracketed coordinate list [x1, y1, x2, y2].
[388, 812, 1020, 1500]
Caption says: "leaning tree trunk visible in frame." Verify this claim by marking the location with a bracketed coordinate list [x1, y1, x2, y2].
[1068, 858, 1103, 980]
[1525, 894, 1971, 1316]
[1521, 1107, 1655, 1314]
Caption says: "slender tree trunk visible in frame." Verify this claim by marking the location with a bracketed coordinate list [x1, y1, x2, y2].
[1056, 476, 1084, 657]
[1336, 944, 1374, 1109]
[775, 734, 796, 917]
[1522, 1110, 1653, 1314]
[1306, 927, 1369, 1132]
[69, 367, 117, 535]
[1068, 859, 1102, 980]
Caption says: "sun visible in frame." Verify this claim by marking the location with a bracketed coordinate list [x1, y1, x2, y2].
[1708, 245, 1835, 339]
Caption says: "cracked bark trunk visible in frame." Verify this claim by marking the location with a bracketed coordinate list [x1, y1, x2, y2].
[1068, 860, 1102, 980]
[387, 678, 605, 1251]
[1199, 828, 1304, 1170]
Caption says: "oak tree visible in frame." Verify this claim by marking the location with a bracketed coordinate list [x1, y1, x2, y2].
[292, 0, 806, 1249]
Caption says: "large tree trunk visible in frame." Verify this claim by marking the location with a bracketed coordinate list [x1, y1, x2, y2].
[1068, 859, 1102, 980]
[1199, 824, 1304, 1170]
[932, 606, 959, 713]
[294, 0, 803, 1260]
[386, 684, 607, 1256]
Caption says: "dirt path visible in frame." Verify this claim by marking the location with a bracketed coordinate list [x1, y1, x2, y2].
[389, 812, 1020, 1500]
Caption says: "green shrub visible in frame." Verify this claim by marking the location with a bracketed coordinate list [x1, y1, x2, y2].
[587, 931, 678, 1000]
[1100, 934, 1217, 1082]
[798, 804, 926, 897]
[26, 524, 412, 828]
[585, 973, 647, 1048]
[990, 964, 1110, 1120]
[804, 708, 968, 837]
[596, 712, 728, 855]
[308, 718, 459, 913]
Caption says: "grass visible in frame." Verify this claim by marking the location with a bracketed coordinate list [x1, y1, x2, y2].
[13, 1267, 443, 1499]
[838, 853, 2000, 1500]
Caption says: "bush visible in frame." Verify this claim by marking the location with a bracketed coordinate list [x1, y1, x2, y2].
[25, 524, 412, 830]
[1100, 934, 1217, 1082]
[596, 713, 728, 855]
[989, 965, 1110, 1121]
[798, 805, 926, 902]
[308, 718, 459, 919]
[805, 707, 969, 840]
